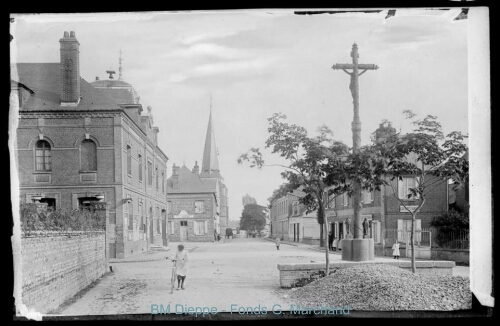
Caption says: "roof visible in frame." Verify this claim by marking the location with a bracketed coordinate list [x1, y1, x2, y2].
[167, 165, 219, 194]
[90, 79, 131, 88]
[11, 63, 121, 111]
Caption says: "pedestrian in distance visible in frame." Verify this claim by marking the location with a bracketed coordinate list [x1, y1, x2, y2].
[174, 244, 188, 290]
[275, 236, 281, 250]
[392, 241, 400, 260]
[328, 231, 333, 251]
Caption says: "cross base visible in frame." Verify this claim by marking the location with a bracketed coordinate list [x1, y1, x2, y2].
[340, 238, 375, 261]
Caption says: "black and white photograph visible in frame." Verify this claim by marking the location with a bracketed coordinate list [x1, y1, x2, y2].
[9, 7, 492, 320]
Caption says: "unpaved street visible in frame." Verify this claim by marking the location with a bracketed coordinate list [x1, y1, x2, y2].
[55, 237, 469, 316]
[56, 238, 329, 316]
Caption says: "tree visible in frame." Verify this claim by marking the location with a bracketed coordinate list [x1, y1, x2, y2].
[239, 204, 267, 234]
[238, 113, 385, 274]
[430, 209, 469, 247]
[375, 110, 468, 273]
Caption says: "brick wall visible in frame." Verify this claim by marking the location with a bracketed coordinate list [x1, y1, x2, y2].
[21, 232, 107, 313]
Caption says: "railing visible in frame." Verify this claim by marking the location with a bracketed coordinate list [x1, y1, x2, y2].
[432, 228, 469, 249]
[385, 228, 469, 249]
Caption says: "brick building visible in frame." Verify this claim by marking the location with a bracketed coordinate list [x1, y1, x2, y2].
[324, 123, 451, 254]
[166, 109, 229, 241]
[11, 31, 169, 259]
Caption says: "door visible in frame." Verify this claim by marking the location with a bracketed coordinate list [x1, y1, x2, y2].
[297, 223, 300, 241]
[180, 221, 188, 241]
[293, 224, 296, 241]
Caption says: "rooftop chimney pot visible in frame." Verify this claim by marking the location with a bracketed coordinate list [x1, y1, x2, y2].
[70, 31, 75, 38]
[64, 31, 69, 38]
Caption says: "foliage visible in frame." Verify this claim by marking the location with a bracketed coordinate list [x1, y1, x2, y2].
[20, 203, 105, 236]
[239, 204, 267, 233]
[430, 209, 469, 247]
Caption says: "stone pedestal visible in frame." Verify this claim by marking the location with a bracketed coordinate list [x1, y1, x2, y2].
[363, 235, 370, 239]
[340, 238, 374, 261]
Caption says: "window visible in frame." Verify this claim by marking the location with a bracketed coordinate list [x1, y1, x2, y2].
[292, 201, 299, 215]
[138, 154, 143, 182]
[162, 171, 165, 193]
[328, 194, 336, 208]
[40, 198, 56, 209]
[157, 219, 161, 235]
[180, 221, 188, 227]
[140, 216, 144, 231]
[126, 145, 132, 176]
[147, 160, 153, 186]
[80, 139, 97, 171]
[397, 219, 421, 242]
[35, 140, 51, 171]
[343, 193, 349, 206]
[155, 165, 159, 190]
[194, 220, 208, 235]
[195, 201, 205, 213]
[398, 177, 421, 199]
[362, 190, 374, 203]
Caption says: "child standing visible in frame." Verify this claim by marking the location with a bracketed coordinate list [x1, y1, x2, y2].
[174, 244, 188, 290]
[275, 236, 281, 250]
[392, 241, 400, 260]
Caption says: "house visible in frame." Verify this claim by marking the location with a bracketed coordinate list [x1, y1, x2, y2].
[11, 31, 169, 259]
[166, 163, 220, 242]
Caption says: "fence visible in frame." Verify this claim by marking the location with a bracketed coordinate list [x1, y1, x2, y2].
[384, 228, 431, 247]
[385, 228, 469, 249]
[432, 229, 469, 249]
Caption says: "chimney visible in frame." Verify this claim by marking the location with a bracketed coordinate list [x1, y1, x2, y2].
[375, 122, 397, 144]
[59, 31, 80, 105]
[192, 161, 199, 175]
[172, 164, 179, 189]
[95, 76, 99, 81]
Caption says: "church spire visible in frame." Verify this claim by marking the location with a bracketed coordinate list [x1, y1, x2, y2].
[201, 97, 220, 174]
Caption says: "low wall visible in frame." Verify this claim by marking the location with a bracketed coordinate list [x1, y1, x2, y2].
[431, 248, 469, 264]
[21, 231, 107, 313]
[277, 260, 455, 288]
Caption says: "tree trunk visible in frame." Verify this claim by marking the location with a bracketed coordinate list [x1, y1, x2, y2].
[411, 213, 416, 273]
[324, 216, 330, 277]
[319, 222, 324, 248]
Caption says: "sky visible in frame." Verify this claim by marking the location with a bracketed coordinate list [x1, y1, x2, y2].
[10, 9, 469, 221]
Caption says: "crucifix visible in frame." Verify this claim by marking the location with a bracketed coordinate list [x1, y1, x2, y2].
[332, 43, 378, 239]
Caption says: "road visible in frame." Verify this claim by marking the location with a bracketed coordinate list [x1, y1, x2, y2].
[54, 237, 469, 316]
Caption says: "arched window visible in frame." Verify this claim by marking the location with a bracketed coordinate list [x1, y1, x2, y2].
[126, 145, 132, 175]
[81, 139, 97, 171]
[35, 140, 51, 171]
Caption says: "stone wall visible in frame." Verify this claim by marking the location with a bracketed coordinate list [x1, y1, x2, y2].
[277, 261, 455, 288]
[20, 232, 107, 313]
[431, 248, 469, 264]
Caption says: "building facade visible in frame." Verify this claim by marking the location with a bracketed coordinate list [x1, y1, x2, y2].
[11, 31, 169, 259]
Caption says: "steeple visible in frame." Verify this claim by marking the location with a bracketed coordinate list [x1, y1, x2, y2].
[201, 98, 220, 175]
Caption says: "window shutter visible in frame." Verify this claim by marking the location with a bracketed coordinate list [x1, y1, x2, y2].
[205, 220, 208, 234]
[398, 179, 404, 198]
[397, 219, 403, 242]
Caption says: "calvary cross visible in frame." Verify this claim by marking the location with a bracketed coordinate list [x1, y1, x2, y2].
[332, 43, 378, 151]
[332, 43, 378, 240]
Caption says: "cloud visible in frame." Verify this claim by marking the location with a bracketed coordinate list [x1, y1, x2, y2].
[167, 57, 275, 84]
[166, 43, 250, 60]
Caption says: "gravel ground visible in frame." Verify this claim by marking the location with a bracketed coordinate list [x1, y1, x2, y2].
[283, 265, 471, 311]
